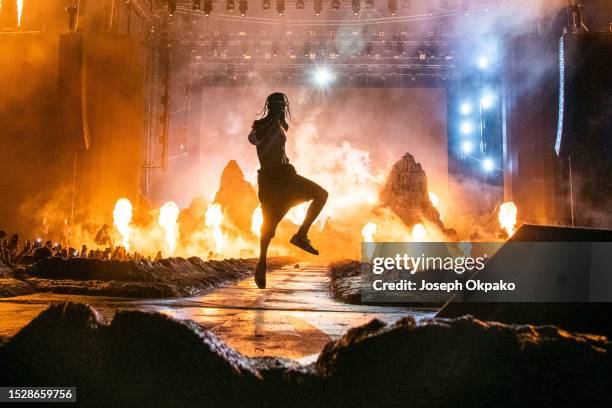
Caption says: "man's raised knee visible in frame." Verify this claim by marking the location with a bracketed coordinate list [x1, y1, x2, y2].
[318, 188, 329, 203]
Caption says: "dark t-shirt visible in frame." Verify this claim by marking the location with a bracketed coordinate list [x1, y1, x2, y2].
[248, 119, 289, 170]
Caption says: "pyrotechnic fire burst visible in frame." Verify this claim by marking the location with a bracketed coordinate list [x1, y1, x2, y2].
[498, 202, 518, 237]
[205, 203, 225, 254]
[251, 206, 263, 236]
[361, 222, 377, 242]
[361, 222, 378, 259]
[113, 198, 133, 251]
[16, 0, 23, 27]
[286, 202, 309, 225]
[428, 192, 440, 210]
[158, 201, 180, 256]
[412, 223, 427, 241]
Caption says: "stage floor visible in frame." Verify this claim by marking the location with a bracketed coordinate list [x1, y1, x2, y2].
[0, 265, 435, 362]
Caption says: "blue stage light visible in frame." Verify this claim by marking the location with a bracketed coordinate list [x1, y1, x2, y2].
[482, 158, 494, 172]
[460, 102, 472, 115]
[480, 91, 495, 109]
[460, 121, 474, 134]
[461, 140, 473, 154]
[477, 55, 490, 70]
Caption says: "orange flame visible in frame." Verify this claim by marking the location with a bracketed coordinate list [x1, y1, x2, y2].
[205, 203, 225, 253]
[16, 0, 23, 27]
[412, 223, 427, 241]
[158, 201, 180, 255]
[251, 206, 263, 236]
[113, 198, 133, 251]
[286, 202, 309, 225]
[498, 202, 518, 236]
[361, 222, 377, 242]
[428, 192, 440, 210]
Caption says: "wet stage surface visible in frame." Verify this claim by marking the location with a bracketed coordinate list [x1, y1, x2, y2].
[0, 265, 435, 363]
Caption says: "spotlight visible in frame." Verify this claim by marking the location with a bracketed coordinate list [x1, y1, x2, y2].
[387, 0, 397, 15]
[352, 0, 361, 15]
[312, 67, 334, 87]
[313, 0, 322, 15]
[482, 158, 495, 172]
[477, 55, 489, 70]
[480, 91, 495, 110]
[276, 0, 285, 15]
[460, 121, 474, 134]
[331, 0, 340, 10]
[461, 140, 474, 154]
[296, 0, 305, 9]
[263, 0, 271, 9]
[227, 0, 235, 11]
[460, 102, 472, 115]
[239, 0, 248, 15]
[168, 0, 176, 16]
[193, 0, 201, 10]
[203, 0, 212, 15]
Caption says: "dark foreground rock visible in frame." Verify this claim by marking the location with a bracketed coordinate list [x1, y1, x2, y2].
[0, 302, 610, 408]
[1, 257, 291, 298]
[437, 302, 612, 338]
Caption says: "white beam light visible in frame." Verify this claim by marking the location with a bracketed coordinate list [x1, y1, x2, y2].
[312, 67, 334, 87]
[482, 158, 494, 172]
[460, 102, 472, 115]
[477, 55, 490, 70]
[461, 140, 473, 154]
[481, 91, 495, 110]
[460, 121, 474, 134]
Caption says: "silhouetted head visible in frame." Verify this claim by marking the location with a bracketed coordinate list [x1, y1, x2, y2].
[259, 93, 291, 129]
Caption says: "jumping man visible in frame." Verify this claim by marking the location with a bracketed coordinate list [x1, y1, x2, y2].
[248, 93, 328, 289]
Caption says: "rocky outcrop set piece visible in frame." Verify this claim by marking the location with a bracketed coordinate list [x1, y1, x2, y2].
[328, 260, 363, 304]
[329, 260, 460, 306]
[380, 153, 443, 228]
[0, 302, 610, 408]
[16, 256, 291, 298]
[214, 160, 259, 233]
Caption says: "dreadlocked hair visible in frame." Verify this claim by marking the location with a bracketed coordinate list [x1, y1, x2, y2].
[257, 92, 291, 130]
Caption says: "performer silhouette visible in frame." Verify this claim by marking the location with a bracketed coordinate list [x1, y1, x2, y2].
[249, 93, 328, 289]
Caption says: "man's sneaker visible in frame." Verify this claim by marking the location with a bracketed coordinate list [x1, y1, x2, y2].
[290, 234, 320, 255]
[255, 262, 267, 289]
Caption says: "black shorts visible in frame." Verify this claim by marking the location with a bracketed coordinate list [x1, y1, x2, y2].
[257, 163, 325, 235]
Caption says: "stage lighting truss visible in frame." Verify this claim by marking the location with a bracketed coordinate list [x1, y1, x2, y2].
[239, 0, 248, 16]
[171, 0, 498, 20]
